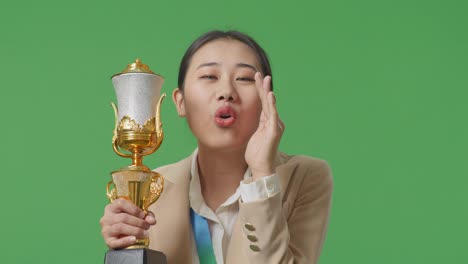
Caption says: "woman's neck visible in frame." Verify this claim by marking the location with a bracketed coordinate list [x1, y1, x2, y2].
[197, 144, 248, 211]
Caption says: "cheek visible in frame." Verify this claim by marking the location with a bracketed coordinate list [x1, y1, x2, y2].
[239, 91, 262, 132]
[241, 89, 262, 115]
[183, 84, 209, 112]
[182, 85, 213, 127]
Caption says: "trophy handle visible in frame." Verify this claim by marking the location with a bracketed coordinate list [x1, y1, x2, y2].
[112, 138, 133, 158]
[111, 102, 119, 143]
[111, 102, 133, 158]
[154, 93, 166, 151]
[142, 171, 164, 212]
[106, 180, 118, 202]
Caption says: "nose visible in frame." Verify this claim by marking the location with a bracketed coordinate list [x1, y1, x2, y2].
[216, 80, 238, 102]
[218, 93, 234, 102]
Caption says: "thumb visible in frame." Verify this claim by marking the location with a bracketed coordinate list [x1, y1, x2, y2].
[145, 211, 157, 225]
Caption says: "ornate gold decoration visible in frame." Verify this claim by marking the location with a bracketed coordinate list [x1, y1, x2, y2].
[123, 59, 154, 74]
[118, 116, 156, 133]
[106, 172, 164, 211]
[106, 180, 118, 202]
[145, 172, 164, 209]
[111, 94, 166, 169]
[112, 59, 164, 78]
[106, 171, 164, 248]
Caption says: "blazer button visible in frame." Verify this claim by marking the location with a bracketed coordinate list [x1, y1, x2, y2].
[245, 223, 255, 231]
[250, 245, 260, 252]
[247, 235, 258, 242]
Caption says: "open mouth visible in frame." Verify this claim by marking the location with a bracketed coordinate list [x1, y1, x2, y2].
[215, 106, 236, 127]
[220, 114, 232, 119]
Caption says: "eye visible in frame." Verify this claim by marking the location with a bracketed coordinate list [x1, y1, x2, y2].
[200, 75, 218, 80]
[236, 76, 255, 82]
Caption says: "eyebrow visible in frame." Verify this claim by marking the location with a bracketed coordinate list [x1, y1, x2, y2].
[236, 63, 258, 72]
[196, 62, 219, 69]
[195, 62, 258, 72]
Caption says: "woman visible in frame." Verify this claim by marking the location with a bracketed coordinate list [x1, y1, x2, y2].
[100, 30, 333, 264]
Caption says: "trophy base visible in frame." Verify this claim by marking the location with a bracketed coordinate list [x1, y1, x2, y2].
[104, 248, 167, 264]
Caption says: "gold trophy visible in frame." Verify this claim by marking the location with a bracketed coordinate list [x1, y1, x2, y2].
[105, 59, 167, 264]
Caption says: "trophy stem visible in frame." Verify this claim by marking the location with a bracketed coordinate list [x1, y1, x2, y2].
[125, 147, 151, 171]
[132, 150, 143, 167]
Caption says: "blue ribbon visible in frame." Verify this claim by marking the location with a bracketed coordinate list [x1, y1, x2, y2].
[190, 208, 217, 264]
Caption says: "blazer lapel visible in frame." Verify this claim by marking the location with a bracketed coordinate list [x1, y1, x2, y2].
[149, 155, 194, 264]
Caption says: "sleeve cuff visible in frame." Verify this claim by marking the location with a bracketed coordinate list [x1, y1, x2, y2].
[239, 173, 280, 203]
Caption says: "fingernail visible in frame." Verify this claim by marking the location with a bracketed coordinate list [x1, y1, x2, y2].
[143, 230, 149, 237]
[129, 236, 136, 242]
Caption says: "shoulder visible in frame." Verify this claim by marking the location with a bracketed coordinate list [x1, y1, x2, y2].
[153, 154, 192, 185]
[278, 152, 333, 199]
[279, 152, 332, 180]
[153, 155, 191, 174]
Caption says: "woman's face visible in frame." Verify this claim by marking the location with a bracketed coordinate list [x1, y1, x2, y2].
[173, 39, 263, 151]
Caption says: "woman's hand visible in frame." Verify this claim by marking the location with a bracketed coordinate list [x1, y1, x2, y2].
[245, 72, 285, 180]
[100, 198, 156, 249]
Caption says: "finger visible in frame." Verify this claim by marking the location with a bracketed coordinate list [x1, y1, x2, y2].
[106, 236, 136, 249]
[145, 211, 157, 225]
[263, 75, 272, 93]
[263, 76, 273, 117]
[107, 198, 145, 219]
[114, 212, 151, 230]
[259, 111, 267, 124]
[255, 72, 269, 118]
[267, 92, 279, 132]
[279, 119, 285, 132]
[106, 222, 149, 239]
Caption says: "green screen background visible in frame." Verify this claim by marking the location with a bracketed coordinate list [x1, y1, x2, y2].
[1, 0, 466, 263]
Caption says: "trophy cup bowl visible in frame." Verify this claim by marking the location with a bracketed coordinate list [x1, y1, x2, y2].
[106, 59, 166, 250]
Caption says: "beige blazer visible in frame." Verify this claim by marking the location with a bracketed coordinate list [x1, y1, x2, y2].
[147, 152, 333, 264]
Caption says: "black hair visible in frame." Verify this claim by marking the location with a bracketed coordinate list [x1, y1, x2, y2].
[177, 30, 273, 91]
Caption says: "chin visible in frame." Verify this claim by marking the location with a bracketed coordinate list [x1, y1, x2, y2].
[198, 136, 248, 152]
[191, 122, 256, 152]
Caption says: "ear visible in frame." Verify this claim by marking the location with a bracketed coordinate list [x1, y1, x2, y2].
[172, 88, 186, 117]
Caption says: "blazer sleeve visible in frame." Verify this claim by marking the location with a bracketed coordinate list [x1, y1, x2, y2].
[236, 159, 333, 264]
